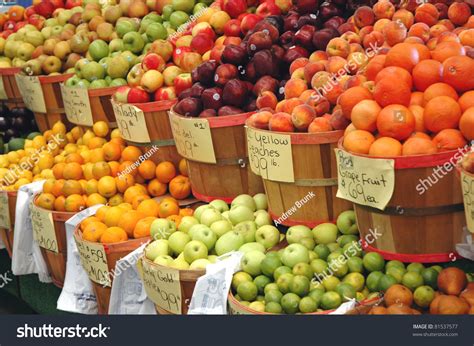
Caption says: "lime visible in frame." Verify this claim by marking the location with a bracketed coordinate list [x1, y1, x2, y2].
[363, 252, 385, 272]
[265, 302, 282, 314]
[264, 283, 279, 295]
[329, 259, 349, 278]
[309, 251, 319, 261]
[254, 275, 271, 294]
[347, 256, 364, 273]
[431, 265, 443, 273]
[343, 272, 365, 292]
[335, 282, 356, 302]
[421, 268, 439, 289]
[407, 262, 425, 274]
[232, 272, 253, 291]
[281, 293, 301, 314]
[308, 288, 324, 307]
[327, 242, 341, 252]
[366, 271, 384, 292]
[293, 262, 314, 280]
[310, 280, 325, 291]
[261, 255, 282, 278]
[337, 235, 359, 248]
[356, 292, 365, 301]
[327, 251, 344, 263]
[386, 266, 406, 283]
[236, 281, 258, 301]
[311, 259, 328, 275]
[378, 274, 397, 292]
[256, 295, 265, 302]
[360, 287, 370, 298]
[322, 276, 341, 291]
[314, 244, 331, 261]
[235, 294, 241, 301]
[276, 273, 294, 294]
[265, 289, 283, 304]
[342, 241, 362, 257]
[413, 285, 435, 308]
[385, 260, 405, 271]
[402, 271, 424, 291]
[299, 296, 318, 313]
[321, 291, 342, 310]
[289, 275, 310, 297]
[273, 266, 292, 281]
[249, 301, 265, 312]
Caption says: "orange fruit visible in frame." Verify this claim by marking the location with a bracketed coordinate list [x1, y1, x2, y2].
[51, 180, 65, 197]
[63, 162, 83, 180]
[179, 208, 194, 217]
[459, 107, 474, 141]
[116, 174, 135, 193]
[423, 82, 459, 104]
[103, 142, 122, 162]
[431, 41, 465, 63]
[131, 194, 151, 209]
[375, 66, 413, 89]
[92, 161, 112, 179]
[138, 160, 157, 180]
[412, 60, 443, 92]
[64, 194, 86, 212]
[118, 160, 138, 177]
[178, 159, 188, 177]
[442, 56, 474, 93]
[155, 161, 177, 183]
[62, 180, 83, 197]
[52, 162, 66, 179]
[118, 210, 146, 237]
[124, 185, 148, 203]
[351, 100, 381, 132]
[108, 161, 120, 177]
[121, 146, 142, 162]
[95, 205, 110, 221]
[80, 216, 101, 231]
[147, 178, 167, 197]
[374, 78, 411, 107]
[54, 195, 66, 211]
[100, 227, 128, 243]
[65, 153, 84, 164]
[459, 91, 474, 112]
[337, 86, 373, 119]
[88, 137, 107, 149]
[377, 105, 415, 141]
[432, 129, 467, 151]
[43, 179, 55, 194]
[424, 96, 462, 133]
[137, 199, 160, 217]
[86, 193, 107, 207]
[108, 194, 124, 206]
[410, 92, 424, 106]
[402, 137, 438, 156]
[133, 216, 156, 239]
[384, 43, 420, 72]
[103, 206, 127, 227]
[83, 222, 108, 243]
[98, 176, 117, 198]
[408, 105, 426, 133]
[343, 130, 375, 155]
[36, 193, 56, 210]
[167, 214, 182, 228]
[368, 137, 403, 157]
[169, 175, 191, 200]
[93, 121, 109, 138]
[158, 200, 180, 218]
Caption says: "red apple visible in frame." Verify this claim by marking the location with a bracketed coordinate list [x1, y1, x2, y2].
[172, 46, 192, 67]
[191, 33, 214, 55]
[240, 14, 262, 35]
[114, 86, 131, 103]
[223, 0, 247, 19]
[256, 1, 281, 17]
[174, 73, 193, 96]
[202, 87, 223, 109]
[128, 87, 150, 103]
[214, 64, 238, 86]
[191, 22, 216, 40]
[28, 14, 45, 29]
[142, 53, 166, 72]
[224, 19, 242, 37]
[24, 6, 36, 18]
[65, 0, 82, 9]
[34, 2, 55, 18]
[154, 86, 176, 101]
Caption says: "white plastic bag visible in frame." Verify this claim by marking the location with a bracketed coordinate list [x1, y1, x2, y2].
[11, 181, 51, 283]
[108, 243, 157, 315]
[57, 205, 103, 314]
[188, 251, 243, 315]
[456, 228, 474, 261]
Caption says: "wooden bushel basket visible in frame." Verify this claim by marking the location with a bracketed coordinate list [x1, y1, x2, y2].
[88, 86, 119, 128]
[341, 146, 466, 263]
[33, 73, 74, 132]
[0, 67, 24, 108]
[0, 191, 17, 258]
[246, 123, 351, 227]
[170, 108, 264, 203]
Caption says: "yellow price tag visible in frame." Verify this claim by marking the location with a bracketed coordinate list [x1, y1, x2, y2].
[112, 100, 150, 143]
[0, 191, 10, 229]
[461, 171, 474, 233]
[15, 74, 46, 113]
[74, 232, 111, 287]
[31, 203, 58, 253]
[61, 84, 94, 126]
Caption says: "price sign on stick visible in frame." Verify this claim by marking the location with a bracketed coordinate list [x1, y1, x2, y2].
[141, 258, 182, 314]
[61, 84, 94, 126]
[112, 100, 150, 143]
[15, 74, 46, 113]
[335, 149, 395, 210]
[0, 78, 7, 100]
[74, 232, 111, 287]
[0, 191, 10, 229]
[31, 203, 58, 253]
[461, 171, 474, 233]
[246, 127, 295, 183]
[169, 112, 216, 164]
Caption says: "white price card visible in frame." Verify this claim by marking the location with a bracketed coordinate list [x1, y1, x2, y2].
[61, 84, 94, 126]
[112, 100, 150, 143]
[74, 232, 111, 287]
[15, 74, 46, 113]
[0, 191, 10, 229]
[31, 203, 58, 253]
[461, 171, 474, 233]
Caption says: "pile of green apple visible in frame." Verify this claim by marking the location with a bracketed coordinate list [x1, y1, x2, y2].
[144, 193, 283, 270]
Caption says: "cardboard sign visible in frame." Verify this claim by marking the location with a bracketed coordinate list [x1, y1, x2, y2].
[141, 258, 182, 314]
[335, 149, 395, 210]
[0, 77, 7, 100]
[169, 112, 216, 164]
[31, 203, 58, 253]
[112, 101, 150, 143]
[61, 84, 94, 126]
[246, 127, 295, 183]
[74, 233, 111, 287]
[15, 74, 46, 113]
[461, 171, 474, 233]
[0, 191, 10, 229]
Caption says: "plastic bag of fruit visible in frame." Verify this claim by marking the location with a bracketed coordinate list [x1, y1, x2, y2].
[11, 180, 52, 283]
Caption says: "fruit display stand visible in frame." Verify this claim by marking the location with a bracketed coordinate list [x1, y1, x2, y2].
[336, 145, 465, 263]
[458, 162, 474, 240]
[15, 73, 73, 132]
[112, 99, 181, 166]
[246, 123, 351, 227]
[139, 255, 205, 315]
[170, 108, 264, 203]
[30, 196, 75, 288]
[74, 226, 150, 315]
[0, 190, 17, 258]
[0, 67, 24, 109]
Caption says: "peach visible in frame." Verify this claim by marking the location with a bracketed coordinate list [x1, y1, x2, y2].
[344, 75, 368, 89]
[359, 26, 374, 41]
[248, 111, 272, 129]
[341, 31, 361, 44]
[291, 67, 306, 81]
[326, 38, 351, 58]
[311, 71, 332, 90]
[373, 0, 395, 20]
[308, 117, 333, 133]
[363, 31, 385, 50]
[329, 108, 351, 130]
[349, 43, 364, 54]
[284, 78, 308, 99]
[459, 29, 474, 48]
[347, 52, 369, 73]
[430, 24, 449, 39]
[467, 16, 474, 29]
[256, 91, 278, 110]
[383, 21, 407, 46]
[291, 104, 316, 131]
[354, 6, 375, 29]
[324, 82, 344, 105]
[338, 22, 357, 35]
[408, 22, 430, 43]
[437, 31, 460, 44]
[289, 57, 309, 75]
[437, 19, 455, 31]
[415, 3, 439, 27]
[275, 98, 304, 114]
[327, 56, 348, 75]
[373, 18, 391, 32]
[269, 112, 295, 132]
[448, 2, 471, 26]
[404, 37, 424, 44]
[307, 96, 331, 116]
[393, 9, 414, 29]
[309, 50, 328, 62]
[303, 61, 325, 84]
[299, 90, 316, 103]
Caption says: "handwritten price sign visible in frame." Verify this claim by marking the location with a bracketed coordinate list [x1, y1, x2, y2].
[61, 84, 94, 126]
[169, 112, 216, 164]
[246, 127, 295, 183]
[461, 171, 474, 233]
[335, 149, 395, 210]
[0, 191, 10, 229]
[0, 78, 7, 100]
[112, 100, 150, 143]
[141, 258, 182, 314]
[31, 203, 58, 253]
[15, 74, 46, 113]
[74, 232, 111, 287]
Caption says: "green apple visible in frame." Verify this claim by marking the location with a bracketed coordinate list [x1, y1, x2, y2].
[209, 219, 232, 237]
[239, 242, 265, 254]
[123, 32, 145, 54]
[17, 43, 35, 61]
[193, 2, 207, 14]
[168, 231, 191, 255]
[153, 255, 174, 266]
[45, 18, 59, 27]
[286, 225, 313, 245]
[209, 199, 229, 213]
[109, 38, 124, 54]
[234, 221, 257, 243]
[188, 224, 211, 239]
[229, 205, 254, 225]
[116, 19, 137, 38]
[255, 225, 280, 249]
[162, 5, 174, 21]
[191, 227, 217, 251]
[312, 223, 339, 245]
[150, 218, 176, 240]
[215, 231, 244, 256]
[261, 253, 282, 277]
[143, 12, 163, 23]
[65, 75, 81, 87]
[189, 258, 211, 270]
[51, 25, 63, 36]
[208, 255, 218, 263]
[254, 210, 271, 228]
[178, 216, 199, 233]
[183, 240, 208, 264]
[145, 239, 170, 261]
[253, 193, 267, 210]
[193, 204, 214, 222]
[107, 55, 130, 79]
[172, 0, 195, 12]
[241, 250, 265, 277]
[146, 22, 168, 42]
[170, 257, 190, 270]
[81, 61, 105, 82]
[336, 210, 358, 235]
[337, 234, 359, 248]
[90, 79, 109, 89]
[88, 40, 109, 62]
[25, 31, 44, 47]
[221, 211, 230, 221]
[281, 244, 310, 268]
[200, 208, 223, 227]
[232, 271, 253, 291]
[76, 79, 90, 89]
[231, 194, 257, 212]
[109, 78, 128, 87]
[169, 11, 189, 29]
